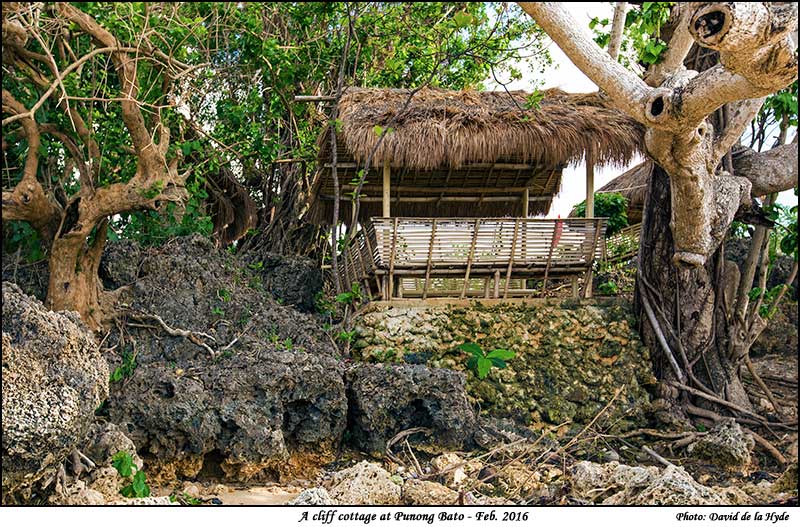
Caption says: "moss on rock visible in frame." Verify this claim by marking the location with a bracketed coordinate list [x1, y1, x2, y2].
[353, 299, 655, 430]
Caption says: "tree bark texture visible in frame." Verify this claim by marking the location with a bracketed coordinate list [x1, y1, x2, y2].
[637, 164, 751, 409]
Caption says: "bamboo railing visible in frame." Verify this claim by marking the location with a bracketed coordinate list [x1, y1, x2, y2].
[340, 217, 607, 301]
[602, 222, 642, 263]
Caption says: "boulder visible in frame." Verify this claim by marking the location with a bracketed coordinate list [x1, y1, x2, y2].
[288, 487, 336, 505]
[2, 283, 109, 504]
[101, 235, 347, 482]
[569, 461, 729, 505]
[109, 350, 347, 482]
[346, 363, 477, 455]
[240, 251, 323, 312]
[327, 461, 402, 505]
[689, 419, 755, 472]
[402, 479, 459, 505]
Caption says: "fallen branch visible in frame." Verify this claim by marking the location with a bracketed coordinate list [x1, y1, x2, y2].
[743, 355, 781, 414]
[642, 445, 675, 468]
[749, 430, 787, 466]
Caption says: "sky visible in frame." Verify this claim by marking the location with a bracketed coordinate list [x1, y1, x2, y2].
[486, 3, 795, 218]
[486, 3, 638, 219]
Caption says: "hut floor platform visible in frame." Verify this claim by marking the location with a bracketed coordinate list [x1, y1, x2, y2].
[340, 217, 607, 301]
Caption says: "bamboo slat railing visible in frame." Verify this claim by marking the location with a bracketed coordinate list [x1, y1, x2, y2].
[603, 222, 642, 263]
[340, 217, 607, 301]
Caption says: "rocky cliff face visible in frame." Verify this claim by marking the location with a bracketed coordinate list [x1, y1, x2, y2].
[353, 299, 656, 431]
[2, 283, 109, 504]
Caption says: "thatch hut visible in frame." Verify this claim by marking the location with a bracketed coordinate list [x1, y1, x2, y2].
[304, 87, 645, 300]
[308, 87, 644, 223]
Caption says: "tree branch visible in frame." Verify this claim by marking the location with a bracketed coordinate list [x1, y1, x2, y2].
[517, 2, 652, 123]
[1, 89, 61, 239]
[645, 5, 695, 87]
[713, 98, 765, 164]
[607, 2, 627, 61]
[733, 143, 799, 197]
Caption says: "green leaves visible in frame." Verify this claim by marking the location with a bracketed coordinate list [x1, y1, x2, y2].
[113, 451, 151, 498]
[589, 3, 673, 67]
[459, 342, 515, 379]
[109, 349, 137, 383]
[640, 39, 667, 65]
[573, 192, 629, 236]
[121, 470, 151, 499]
[476, 357, 492, 379]
[453, 11, 475, 29]
[373, 125, 394, 137]
[112, 451, 135, 478]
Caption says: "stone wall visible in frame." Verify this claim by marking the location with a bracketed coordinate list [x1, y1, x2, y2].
[353, 298, 656, 431]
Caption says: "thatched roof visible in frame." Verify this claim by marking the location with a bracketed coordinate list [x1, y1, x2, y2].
[308, 87, 645, 224]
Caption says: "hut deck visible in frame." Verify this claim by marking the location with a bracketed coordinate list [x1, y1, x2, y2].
[341, 217, 607, 300]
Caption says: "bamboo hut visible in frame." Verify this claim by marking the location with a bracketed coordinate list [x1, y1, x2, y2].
[307, 87, 645, 300]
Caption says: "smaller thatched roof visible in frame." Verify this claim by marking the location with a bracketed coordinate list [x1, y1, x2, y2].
[570, 160, 652, 224]
[308, 87, 645, 224]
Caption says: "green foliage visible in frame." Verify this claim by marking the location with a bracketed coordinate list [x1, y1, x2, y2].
[459, 342, 515, 379]
[111, 172, 214, 247]
[336, 329, 357, 343]
[335, 283, 362, 305]
[218, 288, 232, 303]
[109, 349, 137, 383]
[111, 451, 135, 478]
[211, 306, 225, 317]
[590, 3, 674, 67]
[761, 81, 799, 128]
[3, 222, 45, 263]
[573, 192, 630, 236]
[171, 492, 203, 505]
[112, 450, 151, 498]
[524, 89, 545, 110]
[598, 280, 619, 295]
[121, 470, 151, 499]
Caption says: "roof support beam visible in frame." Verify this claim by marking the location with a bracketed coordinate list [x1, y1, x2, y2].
[382, 159, 391, 218]
[586, 152, 595, 218]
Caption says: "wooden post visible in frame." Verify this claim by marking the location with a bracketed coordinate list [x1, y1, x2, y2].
[585, 152, 595, 298]
[586, 152, 595, 219]
[521, 189, 529, 262]
[388, 217, 399, 300]
[382, 159, 391, 218]
[493, 270, 501, 298]
[461, 219, 481, 299]
[422, 219, 438, 300]
[503, 219, 521, 299]
[571, 276, 579, 298]
[522, 188, 529, 217]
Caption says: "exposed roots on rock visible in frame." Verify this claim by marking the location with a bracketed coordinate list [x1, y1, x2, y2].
[128, 312, 217, 358]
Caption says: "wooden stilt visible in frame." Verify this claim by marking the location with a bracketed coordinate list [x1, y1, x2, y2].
[461, 219, 481, 299]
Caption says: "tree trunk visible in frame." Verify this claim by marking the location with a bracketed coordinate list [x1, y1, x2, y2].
[637, 163, 751, 410]
[46, 219, 113, 330]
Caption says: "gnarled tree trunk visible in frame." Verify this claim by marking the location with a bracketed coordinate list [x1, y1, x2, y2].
[637, 164, 750, 411]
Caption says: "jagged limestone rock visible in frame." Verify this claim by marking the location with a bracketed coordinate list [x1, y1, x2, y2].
[402, 479, 459, 505]
[288, 487, 336, 505]
[2, 283, 109, 504]
[346, 363, 476, 455]
[353, 300, 654, 430]
[689, 419, 755, 472]
[327, 461, 402, 505]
